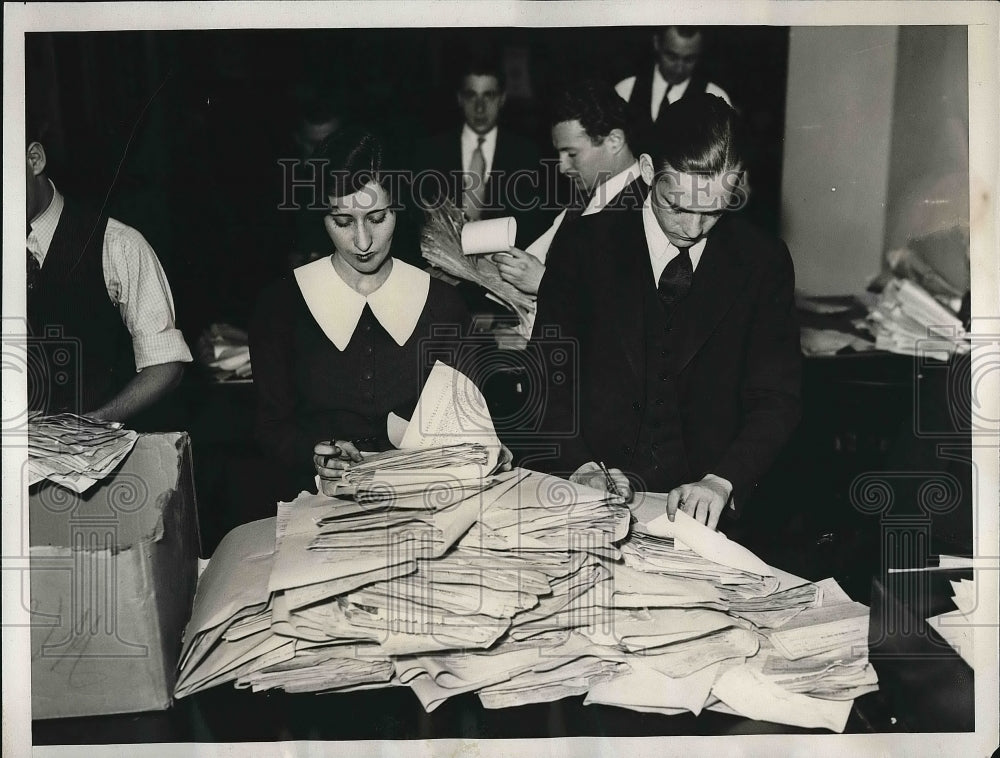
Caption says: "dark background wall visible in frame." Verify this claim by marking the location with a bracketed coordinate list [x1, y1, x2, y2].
[25, 27, 790, 341]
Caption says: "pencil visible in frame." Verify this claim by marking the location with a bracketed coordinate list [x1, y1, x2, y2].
[598, 461, 622, 498]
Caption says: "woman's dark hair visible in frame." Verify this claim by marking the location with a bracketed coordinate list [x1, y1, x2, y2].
[647, 93, 744, 176]
[548, 79, 634, 149]
[310, 127, 391, 204]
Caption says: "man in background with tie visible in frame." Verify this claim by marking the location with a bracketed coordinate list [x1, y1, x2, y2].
[414, 53, 546, 248]
[531, 94, 800, 532]
[615, 26, 731, 154]
[25, 118, 192, 424]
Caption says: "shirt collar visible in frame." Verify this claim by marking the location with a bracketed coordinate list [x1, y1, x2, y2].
[293, 256, 431, 351]
[583, 160, 641, 216]
[462, 124, 498, 152]
[27, 180, 65, 264]
[642, 192, 708, 283]
[653, 67, 692, 102]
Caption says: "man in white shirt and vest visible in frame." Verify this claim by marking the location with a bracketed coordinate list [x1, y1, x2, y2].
[615, 26, 731, 154]
[25, 120, 192, 423]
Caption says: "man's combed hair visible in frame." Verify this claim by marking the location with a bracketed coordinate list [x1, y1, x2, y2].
[647, 93, 744, 176]
[549, 79, 634, 148]
[456, 50, 506, 91]
[311, 127, 388, 202]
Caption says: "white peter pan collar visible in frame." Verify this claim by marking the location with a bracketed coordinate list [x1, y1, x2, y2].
[293, 256, 431, 351]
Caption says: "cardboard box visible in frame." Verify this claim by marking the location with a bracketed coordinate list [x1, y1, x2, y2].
[29, 432, 200, 720]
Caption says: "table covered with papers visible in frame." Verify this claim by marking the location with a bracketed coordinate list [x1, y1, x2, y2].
[172, 474, 878, 735]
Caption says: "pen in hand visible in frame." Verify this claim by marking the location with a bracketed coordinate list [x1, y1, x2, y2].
[599, 461, 622, 499]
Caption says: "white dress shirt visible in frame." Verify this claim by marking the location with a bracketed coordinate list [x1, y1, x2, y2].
[461, 124, 498, 177]
[26, 182, 192, 371]
[525, 161, 642, 264]
[293, 256, 430, 351]
[642, 192, 709, 284]
[615, 68, 731, 119]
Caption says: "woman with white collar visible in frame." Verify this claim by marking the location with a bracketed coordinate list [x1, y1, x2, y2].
[250, 129, 472, 498]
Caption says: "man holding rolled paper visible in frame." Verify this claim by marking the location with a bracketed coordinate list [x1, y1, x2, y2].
[494, 79, 644, 298]
[531, 94, 801, 532]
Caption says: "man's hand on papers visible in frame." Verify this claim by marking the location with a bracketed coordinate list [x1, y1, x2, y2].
[666, 475, 733, 531]
[313, 440, 364, 478]
[493, 248, 545, 295]
[570, 462, 633, 504]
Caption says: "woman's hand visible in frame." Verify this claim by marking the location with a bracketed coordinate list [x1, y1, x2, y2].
[313, 439, 363, 479]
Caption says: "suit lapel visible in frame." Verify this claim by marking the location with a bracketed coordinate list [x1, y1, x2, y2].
[611, 205, 651, 390]
[668, 216, 749, 375]
[489, 127, 506, 180]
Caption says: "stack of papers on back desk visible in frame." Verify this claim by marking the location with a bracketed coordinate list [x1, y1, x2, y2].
[27, 412, 138, 493]
[866, 277, 969, 358]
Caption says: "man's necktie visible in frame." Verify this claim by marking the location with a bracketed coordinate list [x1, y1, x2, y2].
[656, 84, 674, 122]
[657, 247, 693, 315]
[26, 228, 41, 294]
[464, 136, 487, 221]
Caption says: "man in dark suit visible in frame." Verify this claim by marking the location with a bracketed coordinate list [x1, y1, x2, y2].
[532, 93, 801, 531]
[494, 79, 645, 300]
[414, 55, 547, 249]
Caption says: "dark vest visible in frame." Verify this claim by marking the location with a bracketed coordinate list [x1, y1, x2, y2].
[545, 176, 649, 271]
[27, 199, 136, 415]
[628, 261, 694, 491]
[626, 67, 712, 154]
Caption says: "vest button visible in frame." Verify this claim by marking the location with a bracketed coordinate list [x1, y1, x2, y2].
[632, 401, 641, 411]
[623, 445, 633, 456]
[655, 398, 664, 406]
[363, 372, 372, 380]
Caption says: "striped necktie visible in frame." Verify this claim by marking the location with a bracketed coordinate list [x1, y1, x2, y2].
[464, 135, 487, 221]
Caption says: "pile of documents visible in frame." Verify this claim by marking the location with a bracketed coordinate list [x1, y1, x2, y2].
[27, 412, 138, 493]
[175, 364, 878, 732]
[576, 496, 878, 731]
[865, 277, 969, 357]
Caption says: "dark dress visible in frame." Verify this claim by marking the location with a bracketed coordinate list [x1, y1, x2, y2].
[250, 257, 473, 497]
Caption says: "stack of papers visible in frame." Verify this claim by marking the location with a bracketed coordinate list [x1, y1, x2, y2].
[866, 278, 969, 357]
[175, 366, 879, 731]
[27, 413, 138, 493]
[928, 577, 980, 667]
[576, 494, 878, 732]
